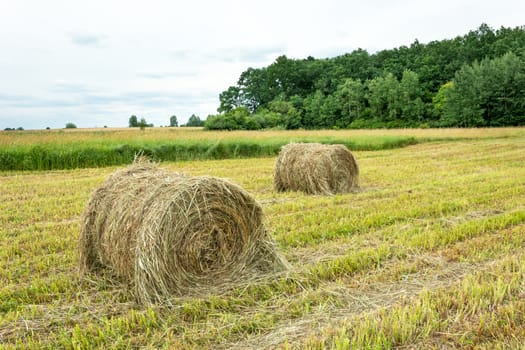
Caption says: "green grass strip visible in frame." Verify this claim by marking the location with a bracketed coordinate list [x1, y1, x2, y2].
[0, 136, 417, 171]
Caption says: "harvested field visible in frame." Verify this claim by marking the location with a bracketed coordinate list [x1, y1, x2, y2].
[1, 129, 525, 349]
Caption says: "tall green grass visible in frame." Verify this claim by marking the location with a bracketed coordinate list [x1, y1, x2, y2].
[0, 136, 418, 171]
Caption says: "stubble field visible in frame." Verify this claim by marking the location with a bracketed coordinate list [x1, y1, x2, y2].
[1, 128, 525, 349]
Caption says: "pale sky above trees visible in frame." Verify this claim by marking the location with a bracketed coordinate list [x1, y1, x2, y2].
[1, 0, 524, 129]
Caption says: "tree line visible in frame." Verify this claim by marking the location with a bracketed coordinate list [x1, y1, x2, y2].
[205, 24, 525, 130]
[128, 114, 204, 128]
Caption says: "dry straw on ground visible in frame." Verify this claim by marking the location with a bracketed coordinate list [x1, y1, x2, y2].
[274, 143, 359, 195]
[79, 159, 288, 304]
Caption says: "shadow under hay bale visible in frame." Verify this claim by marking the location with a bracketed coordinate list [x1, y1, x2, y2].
[274, 143, 359, 195]
[79, 159, 288, 304]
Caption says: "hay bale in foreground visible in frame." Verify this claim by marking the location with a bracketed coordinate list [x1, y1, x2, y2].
[274, 143, 359, 195]
[79, 160, 288, 304]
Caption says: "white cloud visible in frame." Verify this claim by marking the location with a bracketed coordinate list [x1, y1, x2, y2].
[69, 33, 108, 47]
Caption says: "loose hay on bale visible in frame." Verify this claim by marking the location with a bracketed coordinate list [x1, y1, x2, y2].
[79, 159, 288, 304]
[274, 143, 359, 195]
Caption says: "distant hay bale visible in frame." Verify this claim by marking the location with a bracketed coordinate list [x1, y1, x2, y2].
[79, 159, 288, 304]
[274, 143, 359, 195]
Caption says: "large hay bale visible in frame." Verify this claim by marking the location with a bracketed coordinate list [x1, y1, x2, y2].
[274, 143, 359, 195]
[79, 160, 288, 304]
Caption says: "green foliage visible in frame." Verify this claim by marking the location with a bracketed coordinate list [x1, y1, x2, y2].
[267, 99, 302, 129]
[399, 70, 426, 123]
[252, 110, 284, 129]
[442, 52, 525, 127]
[169, 115, 178, 127]
[137, 117, 153, 130]
[335, 78, 366, 125]
[138, 118, 147, 130]
[303, 91, 339, 128]
[4, 127, 25, 131]
[128, 115, 138, 127]
[213, 24, 525, 130]
[206, 103, 302, 131]
[218, 86, 242, 113]
[366, 73, 402, 123]
[205, 107, 253, 130]
[432, 81, 454, 116]
[185, 114, 204, 127]
[64, 122, 77, 129]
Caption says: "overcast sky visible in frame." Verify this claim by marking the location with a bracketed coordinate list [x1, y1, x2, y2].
[1, 0, 524, 129]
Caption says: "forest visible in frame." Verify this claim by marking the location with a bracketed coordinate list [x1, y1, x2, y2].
[205, 24, 525, 130]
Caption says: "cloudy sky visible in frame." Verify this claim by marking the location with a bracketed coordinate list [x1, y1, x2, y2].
[1, 0, 524, 129]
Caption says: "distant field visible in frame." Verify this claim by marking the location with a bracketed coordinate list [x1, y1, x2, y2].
[1, 127, 525, 171]
[1, 129, 525, 348]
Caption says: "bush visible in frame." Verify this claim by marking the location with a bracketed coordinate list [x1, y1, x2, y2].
[65, 122, 77, 129]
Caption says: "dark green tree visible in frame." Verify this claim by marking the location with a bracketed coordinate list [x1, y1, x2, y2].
[267, 99, 302, 129]
[218, 86, 243, 113]
[302, 91, 325, 128]
[442, 52, 525, 126]
[236, 68, 272, 113]
[251, 110, 283, 129]
[65, 122, 77, 129]
[480, 52, 525, 126]
[441, 63, 483, 126]
[336, 78, 366, 125]
[432, 81, 454, 119]
[205, 107, 253, 130]
[138, 118, 148, 130]
[129, 115, 138, 127]
[169, 115, 178, 127]
[366, 73, 401, 123]
[399, 70, 426, 124]
[186, 114, 204, 127]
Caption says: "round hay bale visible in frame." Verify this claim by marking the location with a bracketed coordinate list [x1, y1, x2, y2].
[274, 143, 359, 195]
[79, 160, 288, 304]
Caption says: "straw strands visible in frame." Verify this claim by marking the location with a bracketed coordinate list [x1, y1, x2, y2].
[79, 159, 288, 304]
[274, 143, 359, 195]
